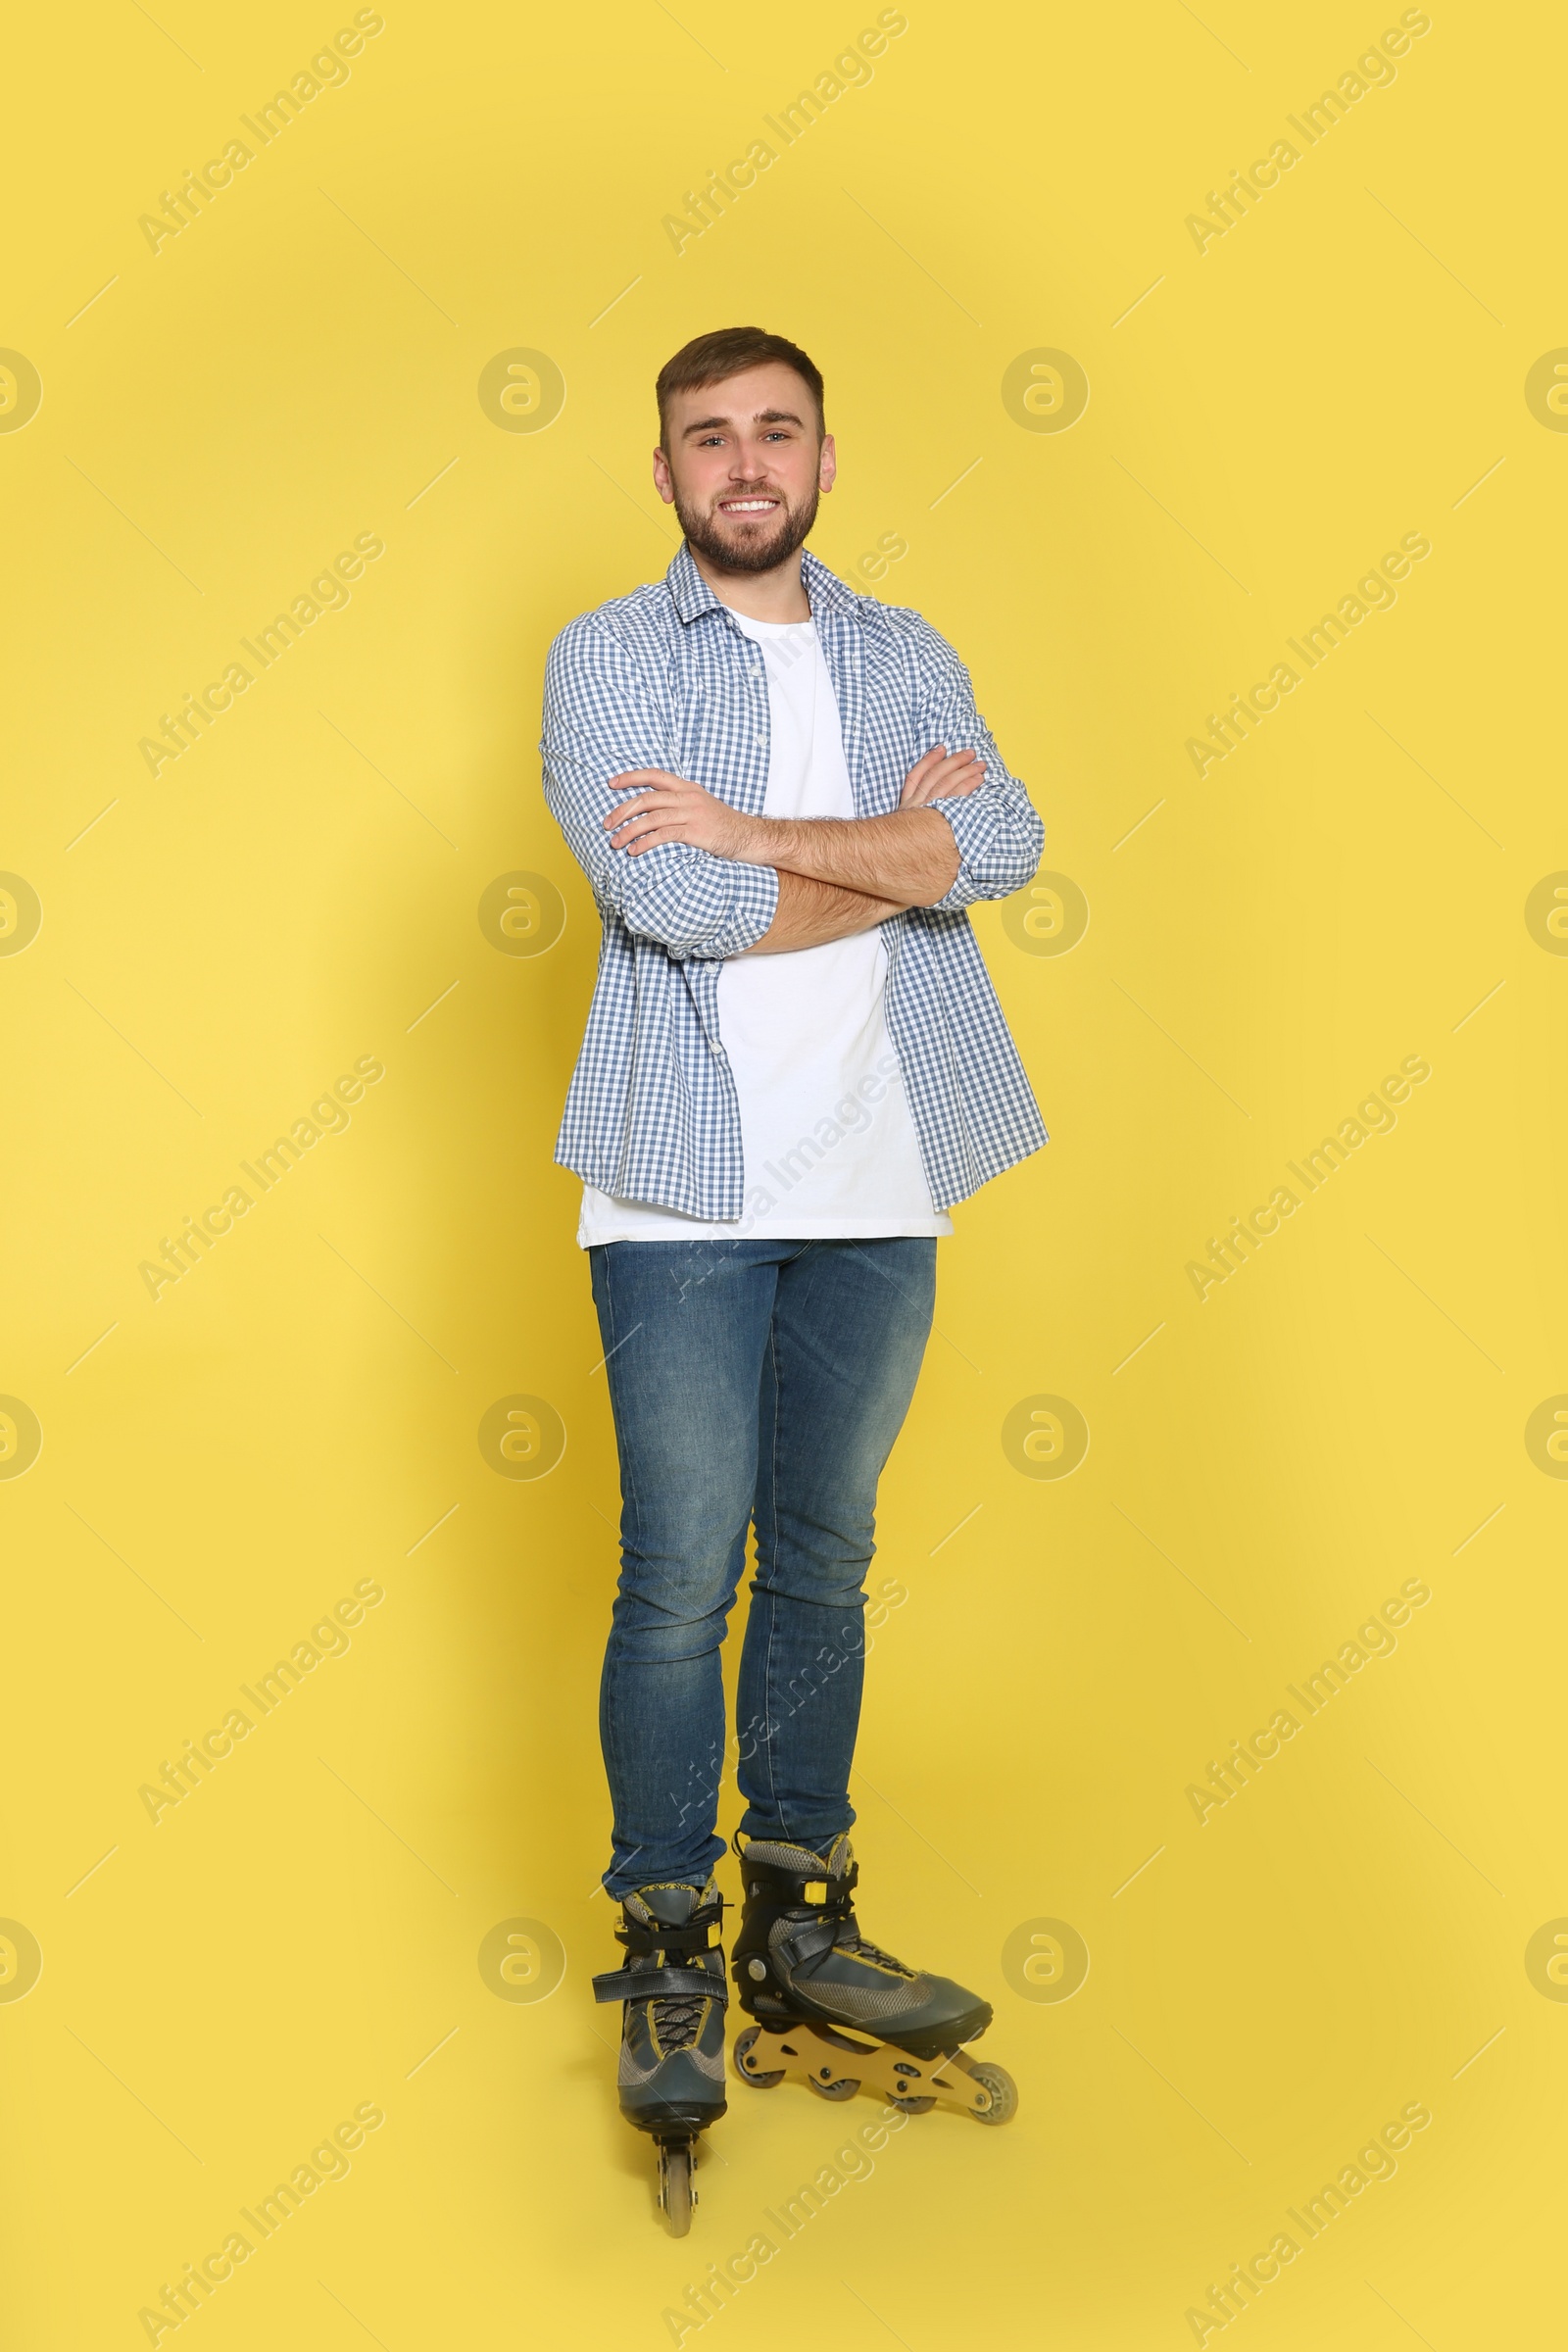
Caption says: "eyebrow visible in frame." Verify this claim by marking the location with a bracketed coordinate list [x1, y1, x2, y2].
[681, 406, 807, 437]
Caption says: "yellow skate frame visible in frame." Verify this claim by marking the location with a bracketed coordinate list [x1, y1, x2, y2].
[734, 2019, 1004, 2118]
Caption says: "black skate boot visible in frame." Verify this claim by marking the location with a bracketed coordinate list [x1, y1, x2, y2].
[729, 1832, 1016, 2125]
[592, 1874, 728, 2232]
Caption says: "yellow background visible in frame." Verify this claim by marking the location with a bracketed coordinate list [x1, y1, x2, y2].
[5, 1, 1563, 2343]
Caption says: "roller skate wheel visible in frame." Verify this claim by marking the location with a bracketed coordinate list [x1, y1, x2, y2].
[732, 2025, 784, 2088]
[805, 2064, 859, 2102]
[965, 2062, 1018, 2126]
[658, 2139, 694, 2234]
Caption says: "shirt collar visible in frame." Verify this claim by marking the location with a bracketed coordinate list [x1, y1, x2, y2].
[665, 539, 859, 625]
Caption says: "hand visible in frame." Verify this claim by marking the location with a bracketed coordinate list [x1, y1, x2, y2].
[900, 745, 986, 807]
[602, 769, 753, 858]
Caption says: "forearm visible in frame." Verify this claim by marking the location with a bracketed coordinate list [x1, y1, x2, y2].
[734, 808, 960, 907]
[740, 867, 910, 955]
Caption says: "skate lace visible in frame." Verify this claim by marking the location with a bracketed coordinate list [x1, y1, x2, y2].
[837, 1929, 914, 1976]
[644, 1956, 716, 2050]
[802, 1908, 915, 1980]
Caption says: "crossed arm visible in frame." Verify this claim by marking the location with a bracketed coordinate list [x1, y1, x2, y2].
[601, 747, 984, 953]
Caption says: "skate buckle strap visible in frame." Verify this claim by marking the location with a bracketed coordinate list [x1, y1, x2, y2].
[770, 1869, 868, 1973]
[620, 1900, 728, 1956]
[743, 1858, 858, 1905]
[773, 1917, 842, 1972]
[592, 1964, 730, 2007]
[614, 1916, 723, 1958]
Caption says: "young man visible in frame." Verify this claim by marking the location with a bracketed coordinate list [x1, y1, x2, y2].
[541, 326, 1046, 2213]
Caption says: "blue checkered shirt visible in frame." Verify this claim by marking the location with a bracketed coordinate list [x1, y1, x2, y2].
[540, 543, 1049, 1218]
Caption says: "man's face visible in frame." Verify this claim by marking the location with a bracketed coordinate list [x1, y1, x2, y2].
[653, 364, 836, 574]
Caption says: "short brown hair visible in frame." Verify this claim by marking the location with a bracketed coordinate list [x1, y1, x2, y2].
[656, 326, 825, 446]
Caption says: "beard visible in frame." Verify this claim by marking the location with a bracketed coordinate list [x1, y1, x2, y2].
[673, 479, 821, 575]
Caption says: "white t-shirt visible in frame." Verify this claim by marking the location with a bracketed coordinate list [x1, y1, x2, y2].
[577, 610, 954, 1246]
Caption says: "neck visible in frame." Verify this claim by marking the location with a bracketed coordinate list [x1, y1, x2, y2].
[687, 542, 811, 623]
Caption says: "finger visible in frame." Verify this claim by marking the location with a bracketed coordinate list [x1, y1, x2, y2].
[619, 808, 694, 847]
[907, 762, 974, 804]
[606, 777, 683, 816]
[602, 792, 667, 828]
[923, 772, 983, 806]
[902, 750, 950, 805]
[912, 777, 950, 807]
[607, 810, 672, 846]
[933, 751, 985, 788]
[605, 812, 659, 846]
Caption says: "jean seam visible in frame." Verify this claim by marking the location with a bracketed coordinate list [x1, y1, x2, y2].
[599, 1250, 650, 1884]
[760, 1304, 785, 1838]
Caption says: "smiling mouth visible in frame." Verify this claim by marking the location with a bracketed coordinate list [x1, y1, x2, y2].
[716, 496, 781, 516]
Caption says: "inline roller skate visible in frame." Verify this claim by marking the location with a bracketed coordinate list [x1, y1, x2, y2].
[729, 1831, 1016, 2124]
[593, 1874, 728, 2233]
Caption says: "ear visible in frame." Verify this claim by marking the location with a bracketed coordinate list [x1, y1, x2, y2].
[652, 445, 675, 505]
[818, 432, 837, 495]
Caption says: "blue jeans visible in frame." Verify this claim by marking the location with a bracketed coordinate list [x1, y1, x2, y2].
[587, 1237, 937, 1898]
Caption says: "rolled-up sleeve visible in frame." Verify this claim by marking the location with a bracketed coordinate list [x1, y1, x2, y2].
[907, 622, 1045, 913]
[541, 615, 779, 959]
